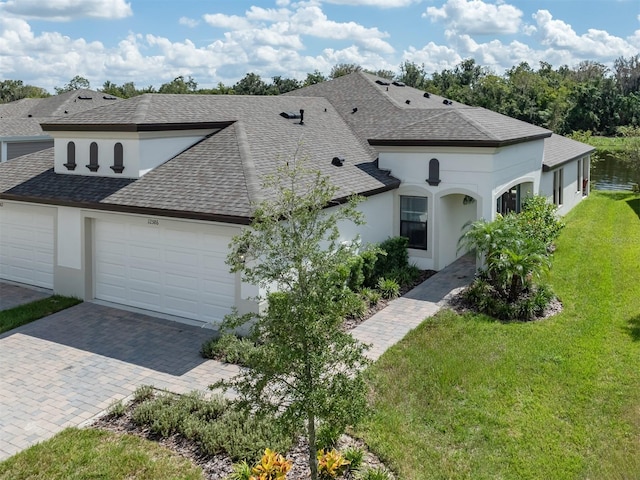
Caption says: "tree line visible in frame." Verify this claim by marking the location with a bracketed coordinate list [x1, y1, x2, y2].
[1, 56, 639, 137]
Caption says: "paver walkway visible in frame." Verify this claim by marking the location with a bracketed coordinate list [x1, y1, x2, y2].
[0, 254, 476, 461]
[352, 254, 476, 360]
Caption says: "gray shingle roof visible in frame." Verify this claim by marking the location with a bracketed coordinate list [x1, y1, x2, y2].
[543, 134, 595, 171]
[286, 72, 551, 147]
[1, 94, 399, 222]
[0, 89, 121, 138]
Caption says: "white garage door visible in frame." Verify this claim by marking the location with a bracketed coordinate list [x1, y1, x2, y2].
[0, 206, 54, 289]
[94, 219, 236, 323]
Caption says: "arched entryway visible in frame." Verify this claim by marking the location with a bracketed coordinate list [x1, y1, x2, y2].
[436, 191, 479, 270]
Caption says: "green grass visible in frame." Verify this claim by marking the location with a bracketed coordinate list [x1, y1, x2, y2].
[0, 428, 204, 480]
[0, 295, 82, 334]
[358, 191, 640, 480]
[589, 136, 636, 152]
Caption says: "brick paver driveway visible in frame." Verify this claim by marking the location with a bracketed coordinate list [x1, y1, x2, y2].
[0, 302, 238, 460]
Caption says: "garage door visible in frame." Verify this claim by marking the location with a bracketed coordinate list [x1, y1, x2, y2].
[0, 206, 54, 289]
[94, 219, 236, 323]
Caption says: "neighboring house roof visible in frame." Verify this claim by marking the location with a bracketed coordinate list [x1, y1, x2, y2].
[0, 89, 121, 138]
[542, 134, 596, 171]
[285, 72, 552, 148]
[0, 94, 399, 223]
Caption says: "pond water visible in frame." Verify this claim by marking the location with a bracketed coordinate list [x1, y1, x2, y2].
[590, 151, 638, 191]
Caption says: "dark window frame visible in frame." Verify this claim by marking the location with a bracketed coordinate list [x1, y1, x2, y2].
[400, 195, 428, 250]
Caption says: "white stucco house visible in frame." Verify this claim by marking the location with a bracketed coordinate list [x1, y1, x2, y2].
[0, 72, 594, 325]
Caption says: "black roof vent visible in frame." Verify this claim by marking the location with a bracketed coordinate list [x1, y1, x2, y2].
[392, 81, 405, 87]
[352, 107, 358, 114]
[78, 95, 92, 100]
[423, 92, 431, 98]
[443, 99, 453, 105]
[280, 111, 301, 119]
[405, 100, 411, 105]
[376, 79, 390, 86]
[299, 109, 304, 125]
[332, 156, 345, 167]
[27, 114, 32, 117]
[103, 95, 117, 100]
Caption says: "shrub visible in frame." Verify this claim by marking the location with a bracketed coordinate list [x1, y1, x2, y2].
[201, 333, 257, 366]
[132, 384, 155, 403]
[250, 448, 292, 480]
[518, 195, 565, 250]
[360, 288, 381, 307]
[356, 466, 392, 480]
[106, 400, 125, 418]
[317, 449, 350, 479]
[199, 409, 293, 462]
[316, 423, 343, 451]
[345, 255, 365, 292]
[342, 447, 364, 471]
[463, 276, 555, 321]
[375, 237, 409, 279]
[228, 460, 253, 480]
[343, 290, 368, 319]
[377, 277, 400, 300]
[360, 248, 380, 288]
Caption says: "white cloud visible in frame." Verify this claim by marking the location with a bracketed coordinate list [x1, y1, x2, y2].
[423, 0, 522, 35]
[287, 5, 394, 52]
[322, 0, 420, 7]
[0, 0, 132, 21]
[203, 13, 253, 30]
[179, 17, 200, 28]
[533, 10, 637, 58]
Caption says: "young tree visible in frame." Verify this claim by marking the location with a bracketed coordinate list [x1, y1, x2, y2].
[54, 75, 91, 94]
[215, 156, 370, 480]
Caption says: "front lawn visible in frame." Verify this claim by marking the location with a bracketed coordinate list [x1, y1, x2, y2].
[0, 428, 203, 480]
[358, 191, 640, 479]
[0, 295, 82, 334]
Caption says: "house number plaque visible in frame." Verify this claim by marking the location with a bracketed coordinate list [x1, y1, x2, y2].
[147, 219, 159, 225]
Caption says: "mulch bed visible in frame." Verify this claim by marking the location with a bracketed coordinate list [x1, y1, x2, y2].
[91, 398, 394, 480]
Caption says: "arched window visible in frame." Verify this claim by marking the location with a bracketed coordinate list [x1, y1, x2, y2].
[111, 143, 124, 173]
[87, 142, 99, 172]
[64, 141, 76, 170]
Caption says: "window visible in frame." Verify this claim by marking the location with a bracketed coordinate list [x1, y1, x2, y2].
[497, 185, 521, 215]
[87, 142, 99, 172]
[111, 143, 124, 173]
[576, 159, 582, 193]
[64, 142, 76, 170]
[553, 169, 563, 205]
[400, 196, 427, 250]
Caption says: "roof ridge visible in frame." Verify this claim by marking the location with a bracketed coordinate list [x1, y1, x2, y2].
[234, 120, 262, 205]
[456, 108, 501, 140]
[132, 94, 152, 123]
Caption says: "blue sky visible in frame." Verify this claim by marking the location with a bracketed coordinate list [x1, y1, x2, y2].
[0, 0, 638, 93]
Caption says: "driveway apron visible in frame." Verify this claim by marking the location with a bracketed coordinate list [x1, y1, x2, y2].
[0, 303, 238, 460]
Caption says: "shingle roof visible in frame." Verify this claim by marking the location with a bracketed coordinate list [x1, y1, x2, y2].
[285, 72, 551, 147]
[1, 94, 399, 222]
[0, 89, 121, 138]
[543, 134, 595, 171]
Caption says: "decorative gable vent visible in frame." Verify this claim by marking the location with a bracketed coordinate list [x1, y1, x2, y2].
[426, 158, 441, 186]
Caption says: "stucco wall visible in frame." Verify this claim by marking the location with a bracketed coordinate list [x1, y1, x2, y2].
[52, 131, 209, 178]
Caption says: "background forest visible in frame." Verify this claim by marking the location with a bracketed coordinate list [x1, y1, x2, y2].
[2, 56, 638, 137]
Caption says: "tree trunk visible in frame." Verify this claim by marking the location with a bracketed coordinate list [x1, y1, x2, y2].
[307, 410, 318, 480]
